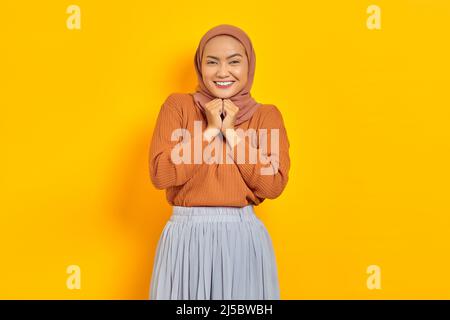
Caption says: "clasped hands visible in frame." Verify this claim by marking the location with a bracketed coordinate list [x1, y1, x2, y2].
[203, 98, 242, 148]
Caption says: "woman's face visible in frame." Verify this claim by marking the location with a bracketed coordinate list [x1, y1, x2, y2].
[201, 35, 248, 99]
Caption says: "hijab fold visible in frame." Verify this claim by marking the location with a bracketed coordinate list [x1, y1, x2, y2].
[191, 24, 261, 126]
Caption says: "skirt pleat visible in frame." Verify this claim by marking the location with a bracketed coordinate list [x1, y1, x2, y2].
[149, 205, 280, 300]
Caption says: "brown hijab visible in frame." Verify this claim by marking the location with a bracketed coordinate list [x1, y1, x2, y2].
[190, 24, 261, 126]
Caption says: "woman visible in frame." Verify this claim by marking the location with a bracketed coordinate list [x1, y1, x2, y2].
[148, 24, 290, 300]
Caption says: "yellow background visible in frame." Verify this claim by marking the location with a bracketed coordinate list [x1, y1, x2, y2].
[1, 0, 450, 299]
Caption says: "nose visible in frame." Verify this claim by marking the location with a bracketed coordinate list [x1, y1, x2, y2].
[216, 62, 230, 78]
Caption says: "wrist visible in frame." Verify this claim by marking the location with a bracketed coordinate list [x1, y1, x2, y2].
[223, 128, 242, 148]
[221, 125, 233, 135]
[203, 126, 220, 142]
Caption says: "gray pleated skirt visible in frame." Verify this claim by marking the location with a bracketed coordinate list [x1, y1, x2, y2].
[149, 205, 280, 300]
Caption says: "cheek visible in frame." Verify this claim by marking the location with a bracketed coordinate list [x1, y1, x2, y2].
[202, 68, 216, 83]
[234, 66, 248, 81]
[235, 70, 248, 87]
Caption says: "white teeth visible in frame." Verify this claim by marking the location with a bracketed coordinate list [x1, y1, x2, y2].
[215, 81, 233, 85]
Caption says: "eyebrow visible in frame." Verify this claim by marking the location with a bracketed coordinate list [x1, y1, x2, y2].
[206, 53, 243, 60]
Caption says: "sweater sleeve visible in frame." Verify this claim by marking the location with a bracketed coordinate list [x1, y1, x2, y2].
[148, 94, 213, 190]
[231, 105, 290, 199]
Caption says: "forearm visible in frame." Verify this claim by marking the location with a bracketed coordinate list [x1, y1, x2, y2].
[150, 131, 220, 189]
[223, 128, 290, 199]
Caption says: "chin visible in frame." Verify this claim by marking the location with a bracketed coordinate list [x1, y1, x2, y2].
[208, 88, 238, 98]
[213, 91, 234, 99]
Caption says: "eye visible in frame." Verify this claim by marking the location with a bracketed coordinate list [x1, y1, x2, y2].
[230, 60, 240, 64]
[206, 61, 217, 64]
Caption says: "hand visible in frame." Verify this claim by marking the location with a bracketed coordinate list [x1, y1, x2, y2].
[221, 99, 239, 134]
[203, 98, 223, 142]
[221, 99, 242, 148]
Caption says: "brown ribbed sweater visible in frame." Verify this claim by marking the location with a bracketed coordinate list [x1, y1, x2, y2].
[148, 93, 290, 207]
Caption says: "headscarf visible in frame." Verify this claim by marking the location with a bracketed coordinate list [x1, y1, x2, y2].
[190, 24, 261, 126]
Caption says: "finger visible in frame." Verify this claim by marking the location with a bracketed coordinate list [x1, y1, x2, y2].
[224, 99, 232, 107]
[224, 99, 238, 112]
[216, 99, 224, 112]
[213, 108, 223, 116]
[212, 103, 223, 111]
[223, 102, 237, 115]
[215, 105, 226, 116]
[206, 100, 222, 110]
[213, 98, 223, 107]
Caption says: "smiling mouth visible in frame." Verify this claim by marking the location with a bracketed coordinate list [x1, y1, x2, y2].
[213, 81, 235, 89]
